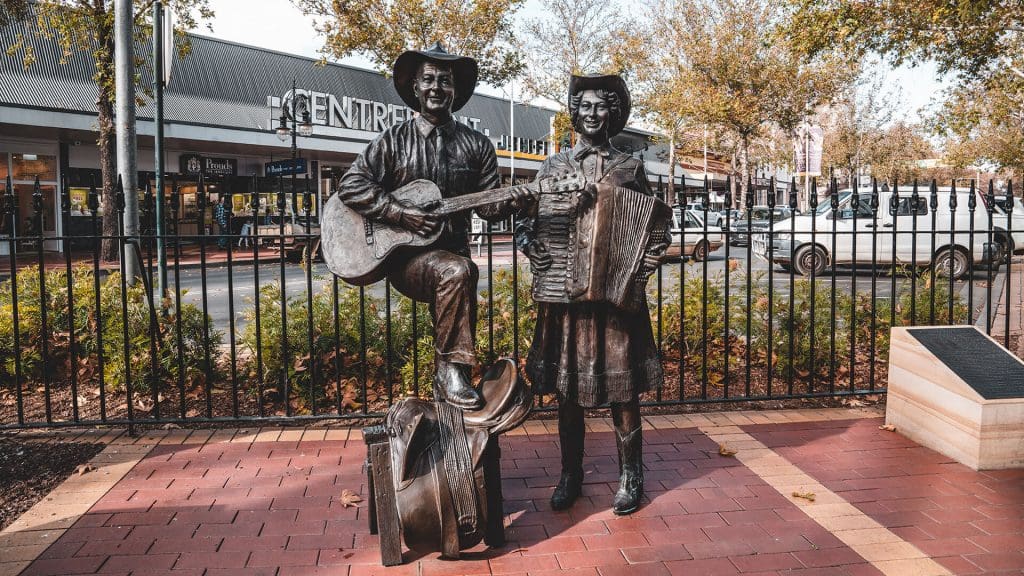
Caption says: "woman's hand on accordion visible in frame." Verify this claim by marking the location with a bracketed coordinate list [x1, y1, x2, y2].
[641, 251, 666, 276]
[525, 240, 553, 272]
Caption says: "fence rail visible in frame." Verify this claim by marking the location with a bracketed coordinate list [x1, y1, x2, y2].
[1, 173, 1020, 430]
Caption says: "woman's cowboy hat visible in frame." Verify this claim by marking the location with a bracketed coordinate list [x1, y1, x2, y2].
[393, 42, 479, 113]
[568, 74, 631, 137]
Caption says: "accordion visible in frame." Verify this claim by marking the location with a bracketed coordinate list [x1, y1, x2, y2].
[531, 185, 671, 310]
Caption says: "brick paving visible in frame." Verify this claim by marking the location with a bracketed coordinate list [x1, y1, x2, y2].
[744, 418, 1024, 575]
[2, 408, 1022, 575]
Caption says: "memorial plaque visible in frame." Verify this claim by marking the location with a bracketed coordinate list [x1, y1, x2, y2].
[907, 327, 1024, 400]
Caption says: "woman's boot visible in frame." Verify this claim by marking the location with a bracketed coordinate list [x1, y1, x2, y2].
[611, 400, 643, 515]
[550, 400, 584, 511]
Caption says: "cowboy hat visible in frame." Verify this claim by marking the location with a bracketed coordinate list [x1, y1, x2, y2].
[568, 74, 631, 137]
[393, 42, 478, 112]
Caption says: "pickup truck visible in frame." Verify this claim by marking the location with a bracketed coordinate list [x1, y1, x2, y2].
[753, 187, 996, 280]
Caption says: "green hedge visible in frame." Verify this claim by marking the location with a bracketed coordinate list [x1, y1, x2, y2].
[1, 263, 968, 417]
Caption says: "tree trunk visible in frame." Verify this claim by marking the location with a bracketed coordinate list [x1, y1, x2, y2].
[97, 100, 118, 262]
[667, 133, 676, 204]
[739, 136, 750, 207]
[95, 6, 119, 263]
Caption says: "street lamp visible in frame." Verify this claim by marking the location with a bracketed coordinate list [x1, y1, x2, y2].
[274, 79, 314, 220]
[276, 80, 313, 142]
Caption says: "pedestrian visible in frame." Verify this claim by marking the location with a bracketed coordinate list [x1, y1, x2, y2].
[214, 194, 231, 249]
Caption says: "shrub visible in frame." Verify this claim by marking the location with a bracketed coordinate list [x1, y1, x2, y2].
[655, 267, 729, 385]
[0, 266, 220, 395]
[238, 281, 384, 412]
[397, 266, 537, 397]
[736, 277, 852, 382]
[477, 267, 536, 365]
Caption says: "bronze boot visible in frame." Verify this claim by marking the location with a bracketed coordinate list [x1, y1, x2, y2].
[435, 359, 484, 410]
[612, 427, 643, 515]
[550, 401, 584, 511]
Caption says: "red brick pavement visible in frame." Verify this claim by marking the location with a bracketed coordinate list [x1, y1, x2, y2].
[14, 426, 907, 576]
[743, 418, 1024, 575]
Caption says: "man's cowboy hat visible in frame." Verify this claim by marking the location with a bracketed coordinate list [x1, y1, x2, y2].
[568, 74, 631, 137]
[393, 42, 479, 113]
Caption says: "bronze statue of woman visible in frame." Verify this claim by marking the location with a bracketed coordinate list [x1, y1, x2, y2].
[516, 74, 668, 515]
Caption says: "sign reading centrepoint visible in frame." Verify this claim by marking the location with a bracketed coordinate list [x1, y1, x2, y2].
[268, 88, 551, 156]
[272, 89, 481, 134]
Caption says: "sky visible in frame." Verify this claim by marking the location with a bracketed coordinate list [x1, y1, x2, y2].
[193, 0, 949, 121]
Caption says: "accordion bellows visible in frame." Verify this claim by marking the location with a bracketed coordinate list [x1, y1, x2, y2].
[532, 186, 671, 311]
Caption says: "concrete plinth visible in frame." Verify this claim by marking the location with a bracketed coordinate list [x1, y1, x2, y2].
[886, 326, 1024, 470]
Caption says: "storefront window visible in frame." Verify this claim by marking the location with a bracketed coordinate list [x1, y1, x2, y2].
[68, 187, 94, 216]
[12, 154, 57, 182]
[0, 154, 8, 181]
[15, 184, 57, 233]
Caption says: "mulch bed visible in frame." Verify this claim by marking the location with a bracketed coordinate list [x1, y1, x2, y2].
[0, 437, 105, 530]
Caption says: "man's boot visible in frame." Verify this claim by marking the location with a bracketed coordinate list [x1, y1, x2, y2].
[550, 400, 584, 511]
[435, 358, 484, 410]
[612, 426, 643, 515]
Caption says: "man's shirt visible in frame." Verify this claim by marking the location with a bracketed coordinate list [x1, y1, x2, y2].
[338, 117, 504, 256]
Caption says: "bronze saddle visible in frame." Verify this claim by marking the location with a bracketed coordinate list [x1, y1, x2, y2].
[364, 359, 532, 565]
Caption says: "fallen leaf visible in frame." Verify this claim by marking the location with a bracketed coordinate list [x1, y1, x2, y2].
[878, 424, 896, 432]
[792, 491, 816, 502]
[718, 444, 737, 457]
[160, 423, 181, 430]
[76, 464, 96, 476]
[339, 489, 363, 508]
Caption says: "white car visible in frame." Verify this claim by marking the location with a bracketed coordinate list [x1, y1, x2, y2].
[668, 209, 724, 261]
[754, 186, 997, 279]
[685, 203, 724, 228]
[990, 194, 1024, 259]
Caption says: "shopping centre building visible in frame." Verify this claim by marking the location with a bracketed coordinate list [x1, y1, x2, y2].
[0, 19, 734, 252]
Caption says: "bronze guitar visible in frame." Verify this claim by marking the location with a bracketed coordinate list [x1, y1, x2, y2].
[321, 173, 584, 285]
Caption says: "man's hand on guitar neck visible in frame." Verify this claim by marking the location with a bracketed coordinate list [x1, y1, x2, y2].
[381, 198, 443, 237]
[507, 185, 533, 212]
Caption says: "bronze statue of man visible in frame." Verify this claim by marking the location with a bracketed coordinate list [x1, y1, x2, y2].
[337, 43, 520, 409]
[516, 74, 668, 515]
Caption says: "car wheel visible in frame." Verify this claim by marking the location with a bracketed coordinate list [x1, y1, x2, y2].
[692, 241, 709, 262]
[992, 235, 1010, 266]
[793, 245, 827, 277]
[934, 247, 969, 280]
[778, 263, 792, 273]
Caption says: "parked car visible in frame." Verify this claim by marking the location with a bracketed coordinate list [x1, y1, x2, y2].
[667, 208, 724, 261]
[727, 206, 794, 246]
[753, 187, 996, 280]
[990, 195, 1024, 260]
[686, 204, 727, 228]
[256, 216, 321, 263]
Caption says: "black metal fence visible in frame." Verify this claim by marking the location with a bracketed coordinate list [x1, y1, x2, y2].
[1, 173, 1020, 430]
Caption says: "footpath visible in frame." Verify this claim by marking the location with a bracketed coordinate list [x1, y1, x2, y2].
[3, 406, 1024, 576]
[972, 255, 1024, 359]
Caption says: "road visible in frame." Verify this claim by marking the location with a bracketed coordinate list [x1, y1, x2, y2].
[168, 242, 999, 335]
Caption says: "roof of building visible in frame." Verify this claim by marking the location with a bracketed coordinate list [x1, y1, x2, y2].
[0, 18, 554, 140]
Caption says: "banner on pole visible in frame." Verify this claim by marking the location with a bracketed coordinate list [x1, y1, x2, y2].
[162, 6, 175, 86]
[794, 125, 823, 177]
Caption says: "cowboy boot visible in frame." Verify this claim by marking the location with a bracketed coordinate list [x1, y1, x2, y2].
[550, 400, 585, 511]
[435, 359, 484, 410]
[612, 426, 643, 515]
